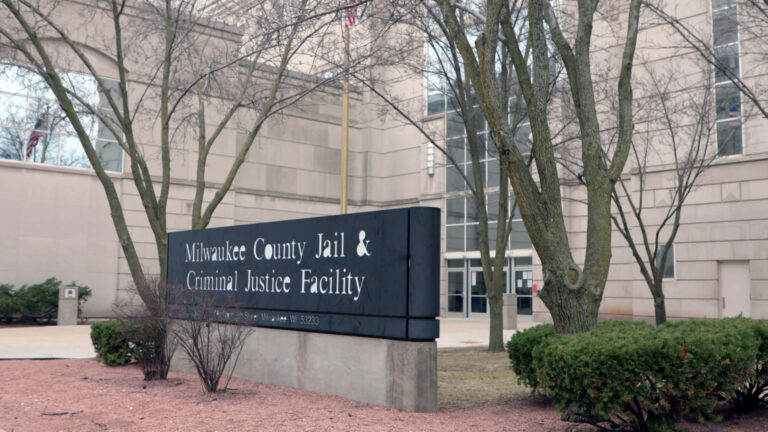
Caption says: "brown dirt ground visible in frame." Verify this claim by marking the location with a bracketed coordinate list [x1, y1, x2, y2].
[0, 358, 765, 431]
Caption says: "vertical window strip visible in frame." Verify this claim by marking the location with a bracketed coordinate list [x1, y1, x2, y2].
[711, 1, 743, 156]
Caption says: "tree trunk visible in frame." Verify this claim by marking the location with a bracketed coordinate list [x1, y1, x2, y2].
[538, 268, 600, 334]
[652, 282, 667, 325]
[487, 271, 505, 351]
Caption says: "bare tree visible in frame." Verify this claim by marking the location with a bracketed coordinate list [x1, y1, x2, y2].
[609, 65, 716, 325]
[0, 0, 344, 313]
[428, 0, 643, 333]
[172, 290, 253, 393]
[351, 3, 576, 349]
[646, 0, 768, 119]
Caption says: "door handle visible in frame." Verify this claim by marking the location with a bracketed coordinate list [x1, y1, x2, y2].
[722, 297, 726, 309]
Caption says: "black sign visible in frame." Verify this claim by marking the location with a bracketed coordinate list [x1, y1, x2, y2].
[166, 207, 440, 341]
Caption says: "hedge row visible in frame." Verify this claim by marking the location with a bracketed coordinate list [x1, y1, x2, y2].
[508, 318, 768, 431]
[0, 278, 91, 324]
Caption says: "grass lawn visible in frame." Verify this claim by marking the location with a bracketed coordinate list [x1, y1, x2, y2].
[437, 346, 529, 409]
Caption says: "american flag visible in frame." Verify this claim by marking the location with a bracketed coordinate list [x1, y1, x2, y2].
[26, 114, 48, 159]
[344, 0, 359, 28]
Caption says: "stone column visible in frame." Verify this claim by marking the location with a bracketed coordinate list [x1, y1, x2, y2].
[57, 285, 79, 326]
[503, 293, 518, 330]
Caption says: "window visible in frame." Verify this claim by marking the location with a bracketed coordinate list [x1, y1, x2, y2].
[0, 63, 123, 171]
[711, 0, 742, 156]
[443, 102, 531, 253]
[655, 244, 675, 279]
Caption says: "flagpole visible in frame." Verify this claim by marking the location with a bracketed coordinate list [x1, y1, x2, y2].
[341, 24, 350, 215]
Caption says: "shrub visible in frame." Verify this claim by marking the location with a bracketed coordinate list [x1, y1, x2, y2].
[506, 324, 555, 390]
[111, 278, 177, 380]
[173, 290, 253, 393]
[91, 320, 133, 366]
[534, 319, 758, 431]
[122, 317, 175, 380]
[0, 278, 91, 324]
[729, 319, 768, 412]
[0, 284, 19, 323]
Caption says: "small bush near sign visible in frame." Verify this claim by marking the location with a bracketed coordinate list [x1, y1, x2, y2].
[0, 278, 91, 324]
[508, 318, 768, 431]
[90, 320, 134, 366]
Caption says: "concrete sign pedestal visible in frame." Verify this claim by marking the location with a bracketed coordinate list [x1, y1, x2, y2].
[57, 285, 79, 326]
[171, 324, 438, 412]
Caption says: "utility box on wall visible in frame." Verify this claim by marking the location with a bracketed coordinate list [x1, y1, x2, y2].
[57, 285, 79, 326]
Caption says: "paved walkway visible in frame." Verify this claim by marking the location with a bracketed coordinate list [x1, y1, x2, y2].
[0, 325, 96, 359]
[0, 317, 541, 359]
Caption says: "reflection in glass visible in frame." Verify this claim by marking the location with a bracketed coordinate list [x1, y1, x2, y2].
[446, 225, 464, 252]
[471, 271, 487, 313]
[487, 192, 499, 221]
[446, 111, 464, 138]
[0, 64, 28, 94]
[715, 44, 739, 83]
[447, 164, 465, 192]
[448, 295, 464, 313]
[0, 127, 24, 160]
[487, 158, 500, 188]
[466, 194, 478, 223]
[0, 62, 122, 171]
[716, 84, 741, 120]
[713, 7, 738, 46]
[446, 197, 464, 224]
[28, 135, 58, 165]
[0, 94, 27, 128]
[448, 272, 464, 313]
[717, 120, 742, 156]
[517, 296, 532, 315]
[449, 272, 464, 295]
[59, 135, 90, 168]
[446, 137, 464, 164]
[466, 224, 479, 251]
[96, 139, 121, 171]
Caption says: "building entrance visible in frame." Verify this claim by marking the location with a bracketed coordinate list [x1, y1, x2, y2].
[446, 257, 532, 318]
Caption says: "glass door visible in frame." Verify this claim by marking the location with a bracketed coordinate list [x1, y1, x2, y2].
[469, 269, 487, 317]
[447, 270, 465, 316]
[514, 269, 533, 315]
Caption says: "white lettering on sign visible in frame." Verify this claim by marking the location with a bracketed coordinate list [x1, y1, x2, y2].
[185, 241, 246, 263]
[181, 228, 373, 302]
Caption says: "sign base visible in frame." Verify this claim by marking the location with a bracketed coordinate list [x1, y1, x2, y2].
[170, 321, 437, 412]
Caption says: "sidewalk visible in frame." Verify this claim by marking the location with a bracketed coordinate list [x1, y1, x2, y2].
[0, 317, 541, 359]
[436, 316, 540, 349]
[0, 325, 96, 359]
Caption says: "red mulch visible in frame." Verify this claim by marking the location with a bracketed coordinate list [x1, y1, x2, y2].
[0, 358, 765, 431]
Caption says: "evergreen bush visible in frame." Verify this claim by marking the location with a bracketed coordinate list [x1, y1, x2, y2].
[0, 278, 91, 324]
[90, 320, 133, 366]
[506, 324, 555, 390]
[533, 319, 759, 431]
[729, 319, 768, 412]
